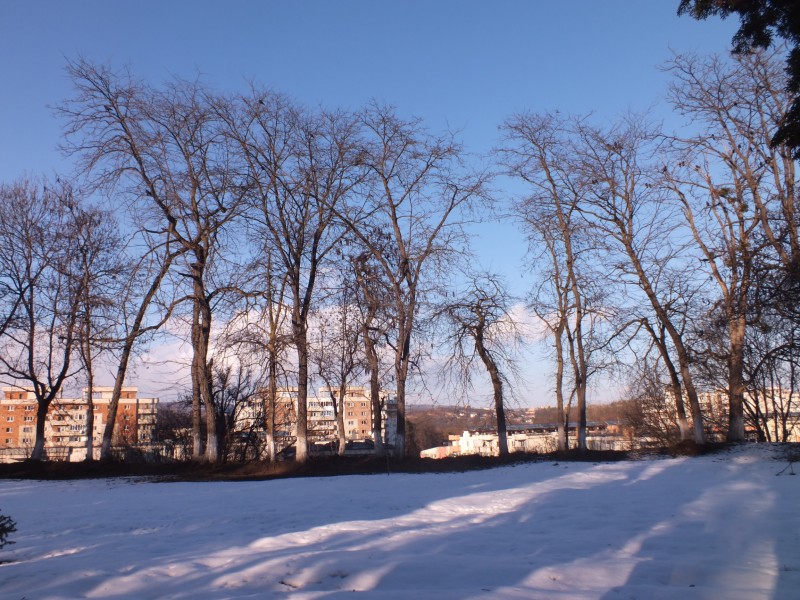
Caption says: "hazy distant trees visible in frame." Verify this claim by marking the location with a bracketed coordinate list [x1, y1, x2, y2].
[622, 363, 685, 447]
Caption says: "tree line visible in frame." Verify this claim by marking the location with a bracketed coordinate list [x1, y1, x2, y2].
[0, 48, 797, 462]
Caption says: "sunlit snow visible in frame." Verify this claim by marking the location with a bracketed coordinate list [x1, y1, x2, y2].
[1, 445, 798, 599]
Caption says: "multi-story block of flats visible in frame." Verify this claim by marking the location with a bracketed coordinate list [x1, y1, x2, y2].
[0, 386, 158, 462]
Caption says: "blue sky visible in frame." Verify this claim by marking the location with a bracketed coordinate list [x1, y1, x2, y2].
[0, 1, 737, 272]
[1, 1, 737, 179]
[0, 1, 740, 403]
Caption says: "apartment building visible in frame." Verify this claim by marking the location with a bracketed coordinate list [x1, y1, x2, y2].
[0, 387, 158, 462]
[661, 388, 800, 442]
[255, 386, 397, 448]
[321, 386, 397, 446]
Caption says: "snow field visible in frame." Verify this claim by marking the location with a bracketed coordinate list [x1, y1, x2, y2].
[0, 445, 798, 599]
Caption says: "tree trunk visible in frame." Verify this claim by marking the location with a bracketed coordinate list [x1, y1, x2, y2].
[727, 314, 747, 441]
[576, 379, 587, 451]
[394, 372, 406, 459]
[370, 393, 384, 457]
[31, 399, 50, 461]
[190, 297, 204, 460]
[569, 294, 588, 452]
[100, 349, 131, 461]
[84, 346, 95, 462]
[554, 320, 567, 451]
[82, 305, 96, 461]
[335, 385, 347, 456]
[100, 251, 175, 461]
[265, 356, 277, 462]
[294, 320, 309, 463]
[203, 361, 218, 462]
[652, 329, 692, 442]
[196, 290, 218, 462]
[677, 351, 706, 444]
[475, 335, 508, 456]
[393, 320, 412, 459]
[264, 278, 282, 463]
[666, 377, 691, 442]
[365, 334, 384, 457]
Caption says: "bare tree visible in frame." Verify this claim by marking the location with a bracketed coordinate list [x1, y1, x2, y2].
[65, 202, 126, 461]
[96, 233, 183, 461]
[310, 268, 363, 455]
[742, 304, 799, 442]
[439, 273, 523, 456]
[0, 178, 86, 460]
[622, 360, 685, 448]
[351, 249, 395, 457]
[568, 116, 707, 444]
[208, 363, 263, 462]
[224, 91, 363, 462]
[663, 50, 796, 441]
[527, 220, 572, 451]
[339, 103, 490, 458]
[61, 60, 247, 462]
[229, 247, 292, 462]
[500, 113, 606, 451]
[153, 400, 193, 460]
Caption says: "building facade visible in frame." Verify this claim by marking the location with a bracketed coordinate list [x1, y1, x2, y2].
[255, 386, 397, 450]
[0, 387, 158, 462]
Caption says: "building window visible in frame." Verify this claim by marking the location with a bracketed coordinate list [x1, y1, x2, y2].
[4, 438, 10, 444]
[7, 406, 14, 412]
[24, 416, 33, 422]
[25, 405, 34, 411]
[22, 427, 32, 433]
[4, 427, 11, 433]
[6, 417, 13, 422]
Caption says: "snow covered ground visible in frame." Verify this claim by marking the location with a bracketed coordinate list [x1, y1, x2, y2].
[0, 445, 798, 599]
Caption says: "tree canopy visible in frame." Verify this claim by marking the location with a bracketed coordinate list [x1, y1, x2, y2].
[679, 0, 800, 154]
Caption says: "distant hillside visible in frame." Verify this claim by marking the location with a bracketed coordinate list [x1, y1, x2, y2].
[407, 401, 632, 453]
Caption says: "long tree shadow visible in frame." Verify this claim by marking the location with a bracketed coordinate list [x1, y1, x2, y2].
[600, 451, 800, 600]
[1, 453, 792, 598]
[0, 462, 604, 597]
